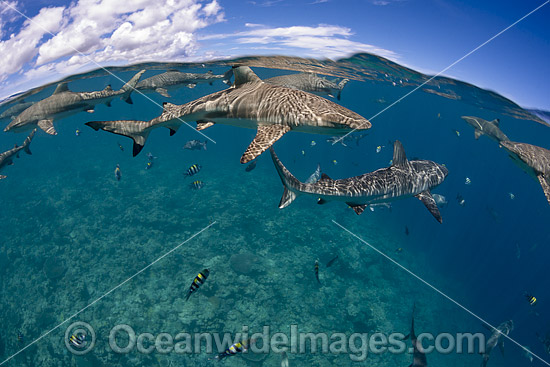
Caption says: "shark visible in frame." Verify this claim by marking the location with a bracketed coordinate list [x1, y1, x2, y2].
[500, 140, 550, 205]
[481, 320, 513, 367]
[0, 101, 34, 121]
[135, 69, 233, 97]
[85, 66, 371, 163]
[461, 116, 509, 143]
[264, 72, 349, 100]
[0, 129, 36, 179]
[405, 304, 428, 367]
[270, 140, 448, 222]
[4, 70, 145, 135]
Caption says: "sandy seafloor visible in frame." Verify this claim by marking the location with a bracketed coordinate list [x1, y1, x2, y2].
[1, 61, 549, 367]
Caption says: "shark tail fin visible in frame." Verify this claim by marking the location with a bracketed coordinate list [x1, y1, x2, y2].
[85, 120, 152, 157]
[269, 147, 303, 208]
[336, 79, 349, 100]
[120, 70, 146, 104]
[22, 128, 36, 155]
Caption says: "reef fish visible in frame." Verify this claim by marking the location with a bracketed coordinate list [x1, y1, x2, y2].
[184, 164, 201, 178]
[185, 269, 209, 301]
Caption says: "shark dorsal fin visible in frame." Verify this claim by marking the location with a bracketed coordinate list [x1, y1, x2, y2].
[392, 140, 410, 169]
[206, 70, 213, 75]
[53, 82, 69, 94]
[104, 85, 113, 92]
[233, 66, 262, 86]
[492, 118, 500, 126]
[320, 173, 333, 181]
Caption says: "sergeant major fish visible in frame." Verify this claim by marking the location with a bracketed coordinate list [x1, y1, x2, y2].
[184, 164, 201, 178]
[85, 66, 371, 163]
[5, 70, 145, 135]
[270, 141, 448, 222]
[190, 180, 205, 190]
[185, 269, 209, 301]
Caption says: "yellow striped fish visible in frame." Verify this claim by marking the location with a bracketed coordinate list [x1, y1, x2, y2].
[185, 269, 209, 301]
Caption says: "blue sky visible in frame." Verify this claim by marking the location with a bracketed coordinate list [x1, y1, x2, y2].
[0, 0, 548, 110]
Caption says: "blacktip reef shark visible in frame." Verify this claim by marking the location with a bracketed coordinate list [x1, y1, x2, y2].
[135, 69, 233, 97]
[0, 129, 36, 180]
[264, 72, 349, 100]
[405, 304, 428, 367]
[481, 320, 513, 367]
[461, 116, 509, 143]
[4, 70, 145, 135]
[85, 66, 371, 163]
[270, 140, 448, 222]
[500, 140, 550, 205]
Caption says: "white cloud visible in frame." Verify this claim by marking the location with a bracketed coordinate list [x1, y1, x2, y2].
[201, 24, 398, 61]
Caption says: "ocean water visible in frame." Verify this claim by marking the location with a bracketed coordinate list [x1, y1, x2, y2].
[0, 54, 549, 367]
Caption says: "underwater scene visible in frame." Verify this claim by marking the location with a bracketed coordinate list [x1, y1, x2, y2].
[1, 53, 550, 367]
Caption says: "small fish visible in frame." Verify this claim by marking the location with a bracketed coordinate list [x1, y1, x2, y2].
[432, 193, 448, 208]
[146, 152, 157, 161]
[395, 247, 403, 253]
[69, 332, 86, 349]
[465, 177, 471, 185]
[509, 192, 515, 200]
[117, 142, 124, 151]
[145, 161, 153, 170]
[190, 180, 204, 190]
[525, 293, 537, 306]
[376, 145, 382, 153]
[245, 160, 257, 172]
[301, 150, 305, 156]
[114, 164, 121, 181]
[183, 139, 207, 151]
[455, 130, 460, 137]
[17, 332, 23, 344]
[332, 159, 337, 165]
[75, 129, 80, 136]
[314, 259, 320, 284]
[185, 269, 209, 301]
[213, 339, 252, 361]
[456, 194, 465, 206]
[326, 255, 339, 268]
[184, 164, 201, 178]
[405, 226, 409, 236]
[310, 140, 316, 147]
[437, 113, 441, 119]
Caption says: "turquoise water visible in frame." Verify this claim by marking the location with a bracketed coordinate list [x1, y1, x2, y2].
[0, 54, 549, 366]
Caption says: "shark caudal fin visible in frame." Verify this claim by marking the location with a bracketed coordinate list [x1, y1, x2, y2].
[336, 79, 349, 101]
[22, 128, 36, 155]
[120, 70, 146, 104]
[269, 147, 303, 208]
[85, 120, 151, 156]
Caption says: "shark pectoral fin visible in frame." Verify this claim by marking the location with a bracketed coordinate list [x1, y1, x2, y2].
[156, 88, 170, 98]
[347, 203, 367, 215]
[537, 173, 550, 205]
[279, 187, 297, 208]
[0, 175, 6, 180]
[474, 129, 482, 140]
[415, 190, 443, 223]
[196, 120, 215, 131]
[392, 140, 410, 169]
[241, 124, 291, 164]
[53, 82, 69, 94]
[37, 119, 57, 135]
